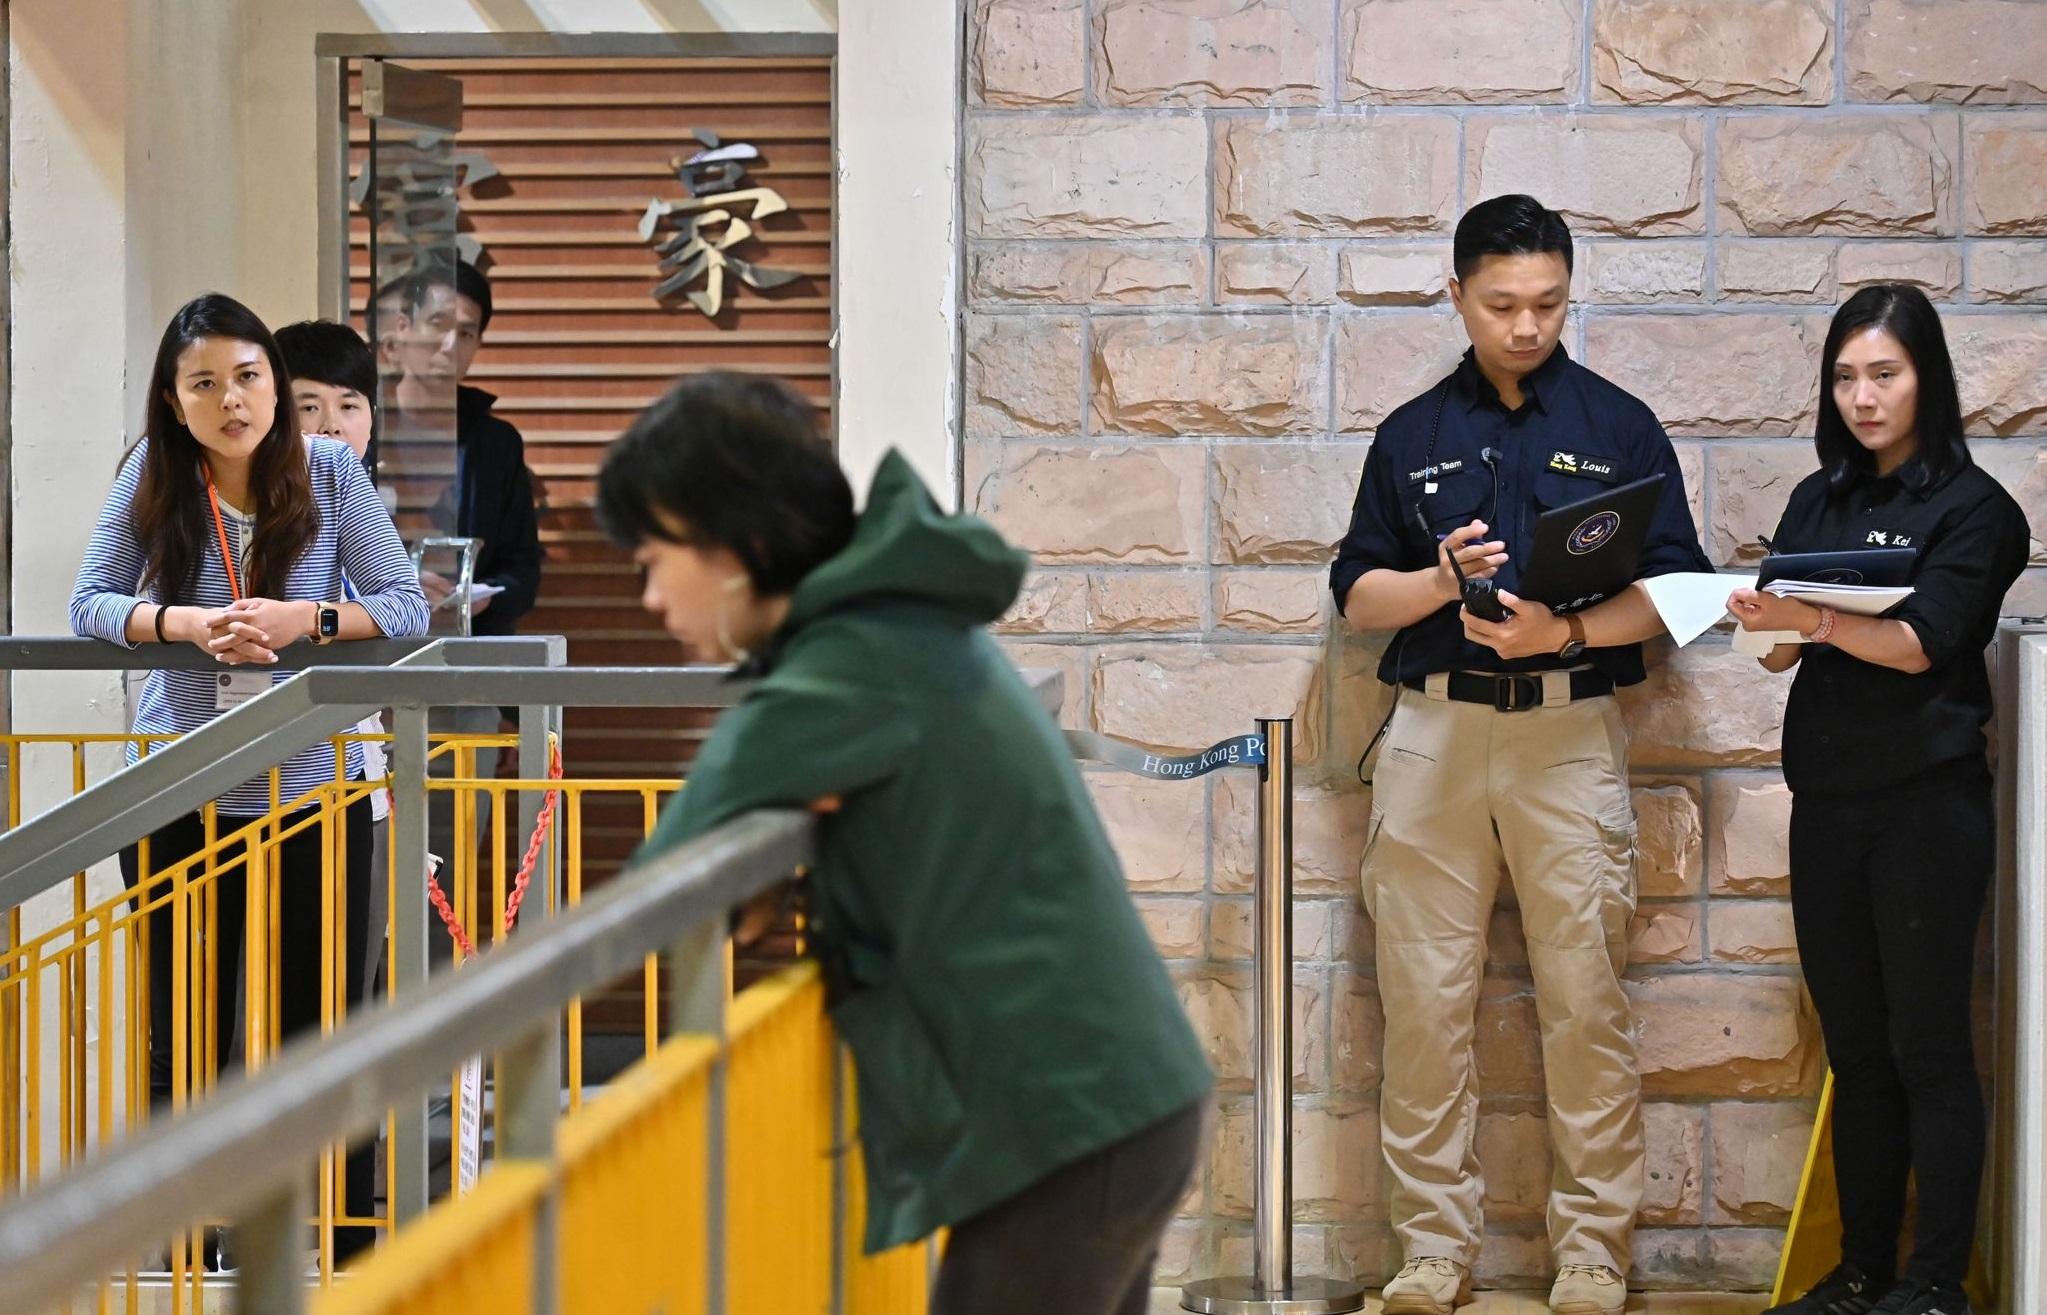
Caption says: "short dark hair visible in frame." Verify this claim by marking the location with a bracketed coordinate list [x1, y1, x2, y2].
[1815, 283, 1971, 496]
[1453, 194, 1574, 282]
[598, 373, 854, 597]
[404, 258, 494, 331]
[275, 319, 378, 400]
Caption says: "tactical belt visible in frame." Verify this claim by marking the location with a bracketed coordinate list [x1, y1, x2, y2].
[1404, 668, 1615, 712]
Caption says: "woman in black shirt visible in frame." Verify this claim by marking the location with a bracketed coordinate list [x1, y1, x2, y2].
[1732, 285, 2028, 1315]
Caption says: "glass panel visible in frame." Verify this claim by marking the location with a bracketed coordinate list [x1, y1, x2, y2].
[356, 61, 472, 634]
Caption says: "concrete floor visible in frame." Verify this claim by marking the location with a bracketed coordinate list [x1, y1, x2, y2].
[1149, 1293, 1769, 1315]
[101, 1278, 1770, 1313]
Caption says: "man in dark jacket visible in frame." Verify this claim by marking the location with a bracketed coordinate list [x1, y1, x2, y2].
[601, 373, 1213, 1315]
[393, 258, 543, 636]
[391, 259, 546, 894]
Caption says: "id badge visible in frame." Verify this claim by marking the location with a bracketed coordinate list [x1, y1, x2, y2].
[214, 670, 271, 711]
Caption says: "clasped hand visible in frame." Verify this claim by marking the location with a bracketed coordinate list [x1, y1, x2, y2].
[199, 598, 311, 665]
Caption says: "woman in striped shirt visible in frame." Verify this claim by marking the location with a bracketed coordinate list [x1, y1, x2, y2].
[70, 293, 428, 1263]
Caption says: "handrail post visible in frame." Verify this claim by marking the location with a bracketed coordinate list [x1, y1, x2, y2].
[233, 1172, 310, 1315]
[1255, 716, 1292, 1292]
[496, 1021, 561, 1315]
[1183, 719, 1363, 1315]
[669, 918, 728, 1315]
[389, 701, 431, 1224]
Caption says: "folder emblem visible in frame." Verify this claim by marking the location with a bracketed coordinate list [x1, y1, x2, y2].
[1567, 510, 1622, 555]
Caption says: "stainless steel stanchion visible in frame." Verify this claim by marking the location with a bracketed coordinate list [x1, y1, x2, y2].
[1182, 719, 1366, 1315]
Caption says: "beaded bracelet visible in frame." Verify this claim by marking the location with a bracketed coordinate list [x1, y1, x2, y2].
[1809, 606, 1837, 645]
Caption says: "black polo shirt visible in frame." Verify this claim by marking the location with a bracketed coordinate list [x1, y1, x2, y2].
[1771, 457, 2029, 795]
[1330, 345, 1710, 686]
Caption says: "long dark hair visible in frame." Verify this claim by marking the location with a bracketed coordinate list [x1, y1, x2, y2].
[128, 294, 320, 602]
[1815, 283, 1971, 496]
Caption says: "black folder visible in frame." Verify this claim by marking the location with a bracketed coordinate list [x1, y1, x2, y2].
[1515, 474, 1668, 610]
[1757, 547, 1918, 589]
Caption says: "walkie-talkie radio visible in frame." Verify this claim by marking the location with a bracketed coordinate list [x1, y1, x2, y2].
[1414, 503, 1512, 623]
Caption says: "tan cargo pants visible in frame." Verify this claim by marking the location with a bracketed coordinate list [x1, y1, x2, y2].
[1361, 676, 1644, 1274]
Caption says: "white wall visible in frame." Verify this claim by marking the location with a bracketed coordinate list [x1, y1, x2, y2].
[10, 0, 140, 736]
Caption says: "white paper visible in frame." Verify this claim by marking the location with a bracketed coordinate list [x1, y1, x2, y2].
[1732, 626, 1798, 657]
[1641, 572, 1756, 648]
[1729, 583, 1914, 655]
[431, 582, 507, 612]
[457, 1056, 483, 1193]
[1761, 581, 1914, 611]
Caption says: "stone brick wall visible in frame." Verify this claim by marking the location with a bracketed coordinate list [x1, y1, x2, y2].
[962, 0, 2047, 1291]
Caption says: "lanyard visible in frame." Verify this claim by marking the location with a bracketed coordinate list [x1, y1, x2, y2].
[205, 474, 245, 601]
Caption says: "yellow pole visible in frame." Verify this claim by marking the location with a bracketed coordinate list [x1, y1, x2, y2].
[568, 793, 584, 1111]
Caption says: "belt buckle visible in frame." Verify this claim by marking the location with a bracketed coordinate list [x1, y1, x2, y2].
[1494, 673, 1540, 712]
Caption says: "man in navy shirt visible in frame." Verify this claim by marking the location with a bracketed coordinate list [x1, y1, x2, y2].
[1331, 195, 1709, 1315]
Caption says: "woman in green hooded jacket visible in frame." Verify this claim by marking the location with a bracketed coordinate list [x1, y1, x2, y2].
[600, 373, 1214, 1315]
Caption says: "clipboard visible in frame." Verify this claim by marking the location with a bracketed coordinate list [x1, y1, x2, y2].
[1515, 474, 1668, 610]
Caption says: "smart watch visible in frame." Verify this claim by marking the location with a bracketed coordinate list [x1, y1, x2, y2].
[312, 602, 341, 645]
[1556, 612, 1588, 661]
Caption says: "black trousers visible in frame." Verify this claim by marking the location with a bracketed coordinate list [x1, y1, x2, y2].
[1789, 764, 1992, 1287]
[120, 794, 377, 1256]
[932, 1099, 1208, 1315]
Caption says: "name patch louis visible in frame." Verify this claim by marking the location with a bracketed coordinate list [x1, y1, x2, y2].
[1406, 459, 1464, 485]
[1547, 450, 1619, 482]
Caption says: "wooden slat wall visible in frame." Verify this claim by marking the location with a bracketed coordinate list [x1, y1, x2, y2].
[348, 57, 833, 1019]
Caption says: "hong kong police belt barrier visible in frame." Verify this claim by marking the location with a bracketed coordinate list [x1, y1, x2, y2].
[1072, 720, 1365, 1315]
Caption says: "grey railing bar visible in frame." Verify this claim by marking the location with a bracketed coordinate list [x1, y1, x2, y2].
[0, 639, 565, 902]
[0, 643, 439, 902]
[0, 807, 814, 1315]
[302, 664, 1064, 713]
[0, 634, 564, 672]
[301, 665, 750, 708]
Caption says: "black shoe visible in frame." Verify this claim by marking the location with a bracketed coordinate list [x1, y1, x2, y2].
[1762, 1263, 1886, 1315]
[1868, 1279, 1972, 1315]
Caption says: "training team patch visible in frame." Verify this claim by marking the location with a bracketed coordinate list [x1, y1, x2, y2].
[1547, 450, 1619, 482]
[1567, 510, 1622, 555]
[1406, 459, 1465, 485]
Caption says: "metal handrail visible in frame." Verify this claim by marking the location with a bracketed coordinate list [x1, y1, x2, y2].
[0, 660, 1067, 1313]
[0, 640, 760, 907]
[0, 635, 531, 672]
[0, 807, 815, 1315]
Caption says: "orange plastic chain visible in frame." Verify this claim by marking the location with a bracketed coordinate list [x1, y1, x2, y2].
[423, 738, 565, 959]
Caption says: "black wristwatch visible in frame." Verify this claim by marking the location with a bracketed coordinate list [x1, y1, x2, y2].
[311, 602, 341, 645]
[1556, 612, 1588, 661]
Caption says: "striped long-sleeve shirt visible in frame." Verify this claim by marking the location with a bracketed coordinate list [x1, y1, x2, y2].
[70, 436, 431, 815]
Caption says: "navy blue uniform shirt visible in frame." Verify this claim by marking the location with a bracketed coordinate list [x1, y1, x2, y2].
[1771, 458, 2028, 795]
[1330, 345, 1711, 687]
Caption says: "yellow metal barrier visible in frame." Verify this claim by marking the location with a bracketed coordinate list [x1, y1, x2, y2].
[0, 732, 929, 1309]
[557, 1036, 717, 1315]
[316, 1163, 551, 1315]
[319, 963, 935, 1313]
[727, 966, 835, 1312]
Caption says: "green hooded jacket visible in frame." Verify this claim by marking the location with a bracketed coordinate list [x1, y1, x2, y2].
[638, 450, 1214, 1253]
